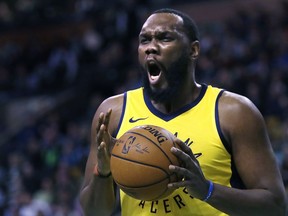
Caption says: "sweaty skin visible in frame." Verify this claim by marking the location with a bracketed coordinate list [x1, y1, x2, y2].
[80, 12, 287, 216]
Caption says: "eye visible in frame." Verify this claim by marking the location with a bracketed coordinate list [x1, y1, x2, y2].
[139, 36, 150, 44]
[162, 37, 173, 42]
[158, 34, 174, 42]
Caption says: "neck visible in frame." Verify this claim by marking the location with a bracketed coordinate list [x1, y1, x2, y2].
[151, 82, 201, 114]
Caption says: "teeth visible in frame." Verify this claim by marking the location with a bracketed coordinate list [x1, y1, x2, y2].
[150, 75, 158, 80]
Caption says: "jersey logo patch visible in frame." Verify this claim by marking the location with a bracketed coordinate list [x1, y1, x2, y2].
[129, 117, 148, 123]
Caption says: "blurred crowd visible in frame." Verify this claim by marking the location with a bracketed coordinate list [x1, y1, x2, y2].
[0, 0, 287, 215]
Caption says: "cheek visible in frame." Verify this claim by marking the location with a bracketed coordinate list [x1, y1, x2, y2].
[162, 47, 185, 67]
[164, 45, 184, 58]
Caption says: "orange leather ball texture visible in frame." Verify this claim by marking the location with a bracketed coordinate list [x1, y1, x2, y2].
[110, 125, 181, 201]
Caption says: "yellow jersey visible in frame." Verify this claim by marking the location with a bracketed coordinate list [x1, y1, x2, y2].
[114, 85, 243, 216]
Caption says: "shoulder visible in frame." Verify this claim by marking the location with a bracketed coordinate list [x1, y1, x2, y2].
[217, 90, 267, 145]
[92, 93, 125, 135]
[218, 91, 262, 118]
[99, 93, 125, 113]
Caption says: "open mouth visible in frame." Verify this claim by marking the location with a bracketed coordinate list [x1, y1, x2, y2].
[147, 62, 161, 82]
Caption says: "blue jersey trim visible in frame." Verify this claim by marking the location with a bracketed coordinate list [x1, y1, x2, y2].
[215, 90, 245, 189]
[143, 84, 208, 122]
[113, 93, 127, 138]
[215, 90, 231, 154]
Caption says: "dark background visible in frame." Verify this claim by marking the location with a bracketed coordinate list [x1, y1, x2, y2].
[0, 0, 287, 215]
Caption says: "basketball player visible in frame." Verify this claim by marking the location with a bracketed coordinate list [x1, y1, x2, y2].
[80, 8, 287, 216]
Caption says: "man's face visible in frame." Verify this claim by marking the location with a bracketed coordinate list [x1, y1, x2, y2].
[138, 13, 191, 102]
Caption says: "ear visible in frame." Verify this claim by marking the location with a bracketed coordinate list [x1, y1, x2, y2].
[189, 40, 200, 60]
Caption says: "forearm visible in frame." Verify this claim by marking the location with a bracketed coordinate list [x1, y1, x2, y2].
[208, 183, 286, 216]
[80, 175, 115, 216]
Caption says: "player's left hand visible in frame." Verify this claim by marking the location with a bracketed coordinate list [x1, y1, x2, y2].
[168, 139, 210, 200]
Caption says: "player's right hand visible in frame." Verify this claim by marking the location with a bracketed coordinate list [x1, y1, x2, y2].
[95, 109, 115, 176]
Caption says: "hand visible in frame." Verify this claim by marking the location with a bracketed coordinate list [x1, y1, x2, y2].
[168, 139, 210, 200]
[95, 109, 115, 176]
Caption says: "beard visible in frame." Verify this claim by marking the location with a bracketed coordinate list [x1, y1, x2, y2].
[142, 53, 190, 103]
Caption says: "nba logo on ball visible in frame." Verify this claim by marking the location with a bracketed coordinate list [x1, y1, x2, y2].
[110, 125, 181, 201]
[121, 136, 136, 154]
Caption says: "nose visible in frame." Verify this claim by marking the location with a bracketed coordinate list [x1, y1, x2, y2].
[145, 40, 158, 55]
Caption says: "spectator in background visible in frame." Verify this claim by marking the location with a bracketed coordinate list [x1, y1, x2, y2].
[80, 8, 286, 216]
[0, 1, 287, 215]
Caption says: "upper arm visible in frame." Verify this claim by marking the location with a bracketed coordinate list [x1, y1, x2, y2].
[218, 91, 284, 194]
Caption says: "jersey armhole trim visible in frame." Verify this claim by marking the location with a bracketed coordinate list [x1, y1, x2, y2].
[215, 90, 245, 189]
[215, 90, 231, 154]
[113, 92, 127, 138]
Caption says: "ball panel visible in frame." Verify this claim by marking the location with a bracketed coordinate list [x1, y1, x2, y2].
[131, 126, 180, 166]
[112, 132, 171, 169]
[118, 177, 172, 201]
[110, 155, 168, 187]
[128, 131, 177, 165]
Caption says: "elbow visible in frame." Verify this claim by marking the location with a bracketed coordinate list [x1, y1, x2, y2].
[79, 186, 94, 216]
[79, 186, 114, 216]
[259, 189, 287, 216]
[79, 190, 86, 212]
[79, 189, 88, 215]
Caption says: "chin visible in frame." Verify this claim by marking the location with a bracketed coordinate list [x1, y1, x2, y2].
[141, 54, 189, 103]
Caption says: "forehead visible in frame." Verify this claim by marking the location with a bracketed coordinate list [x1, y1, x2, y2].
[140, 13, 184, 34]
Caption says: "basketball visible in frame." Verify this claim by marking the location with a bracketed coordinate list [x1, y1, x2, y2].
[110, 125, 181, 201]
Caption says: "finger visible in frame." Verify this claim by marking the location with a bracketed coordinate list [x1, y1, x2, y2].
[171, 147, 199, 171]
[169, 164, 191, 179]
[175, 139, 194, 157]
[97, 141, 109, 170]
[168, 165, 193, 189]
[98, 141, 105, 152]
[171, 146, 191, 162]
[96, 124, 106, 146]
[98, 140, 110, 160]
[168, 180, 189, 189]
[96, 112, 105, 132]
[103, 109, 112, 130]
